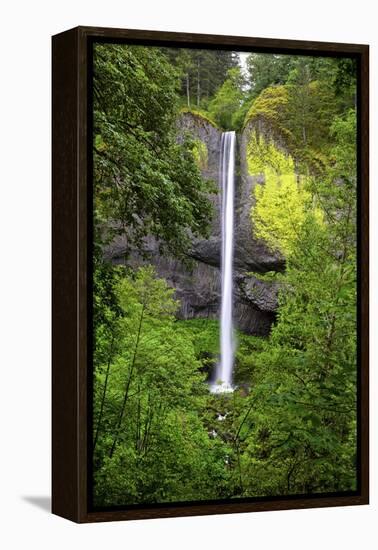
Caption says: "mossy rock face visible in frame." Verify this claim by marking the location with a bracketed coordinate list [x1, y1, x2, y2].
[243, 114, 323, 260]
[250, 138, 310, 257]
[245, 86, 288, 122]
[246, 131, 294, 176]
[106, 108, 286, 337]
[241, 85, 303, 257]
[177, 112, 222, 182]
[180, 107, 219, 129]
[192, 138, 209, 171]
[244, 84, 328, 175]
[243, 117, 309, 258]
[244, 85, 294, 146]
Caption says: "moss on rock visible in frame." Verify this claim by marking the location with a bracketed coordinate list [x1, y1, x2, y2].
[247, 131, 312, 257]
[244, 85, 293, 142]
[180, 107, 219, 129]
[247, 132, 294, 176]
[191, 138, 208, 170]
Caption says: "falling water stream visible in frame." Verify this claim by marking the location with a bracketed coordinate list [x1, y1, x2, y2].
[211, 131, 236, 393]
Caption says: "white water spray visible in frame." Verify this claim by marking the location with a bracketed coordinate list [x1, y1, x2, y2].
[212, 131, 236, 393]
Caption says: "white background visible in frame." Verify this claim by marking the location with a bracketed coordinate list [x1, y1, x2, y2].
[0, 0, 375, 547]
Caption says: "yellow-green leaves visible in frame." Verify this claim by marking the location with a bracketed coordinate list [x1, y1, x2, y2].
[180, 107, 218, 128]
[208, 67, 245, 130]
[245, 85, 289, 128]
[191, 139, 208, 170]
[248, 133, 311, 256]
[247, 132, 293, 175]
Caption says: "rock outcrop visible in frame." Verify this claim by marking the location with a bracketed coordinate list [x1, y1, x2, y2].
[105, 111, 284, 336]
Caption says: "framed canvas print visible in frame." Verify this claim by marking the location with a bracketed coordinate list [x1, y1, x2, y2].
[52, 26, 369, 522]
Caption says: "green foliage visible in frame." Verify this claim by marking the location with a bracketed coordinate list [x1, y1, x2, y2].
[180, 106, 219, 128]
[239, 109, 358, 496]
[247, 131, 294, 175]
[93, 267, 219, 505]
[208, 68, 245, 130]
[174, 319, 264, 385]
[175, 319, 220, 375]
[286, 77, 337, 152]
[165, 48, 239, 109]
[244, 56, 356, 167]
[248, 133, 317, 256]
[245, 85, 290, 129]
[93, 43, 213, 258]
[191, 139, 209, 170]
[246, 53, 296, 100]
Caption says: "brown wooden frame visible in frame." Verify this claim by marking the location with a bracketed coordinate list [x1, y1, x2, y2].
[52, 26, 369, 523]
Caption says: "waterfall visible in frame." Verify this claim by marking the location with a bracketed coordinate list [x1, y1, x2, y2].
[211, 131, 236, 393]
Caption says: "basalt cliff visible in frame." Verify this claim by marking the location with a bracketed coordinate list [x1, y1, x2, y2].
[105, 111, 287, 336]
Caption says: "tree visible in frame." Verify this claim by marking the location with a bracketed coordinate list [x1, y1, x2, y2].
[246, 53, 295, 99]
[165, 48, 239, 109]
[249, 135, 314, 257]
[93, 43, 213, 259]
[285, 58, 337, 151]
[93, 267, 231, 505]
[241, 109, 357, 496]
[172, 49, 194, 107]
[208, 67, 245, 130]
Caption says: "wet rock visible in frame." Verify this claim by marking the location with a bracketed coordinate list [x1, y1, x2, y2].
[104, 112, 286, 336]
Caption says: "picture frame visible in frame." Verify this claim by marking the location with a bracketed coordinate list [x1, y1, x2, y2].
[52, 26, 369, 523]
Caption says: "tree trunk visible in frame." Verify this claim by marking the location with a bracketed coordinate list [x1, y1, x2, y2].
[109, 304, 145, 458]
[93, 335, 115, 452]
